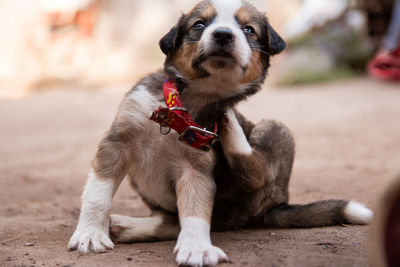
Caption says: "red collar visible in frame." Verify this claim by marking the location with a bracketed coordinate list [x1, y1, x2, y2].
[150, 78, 219, 151]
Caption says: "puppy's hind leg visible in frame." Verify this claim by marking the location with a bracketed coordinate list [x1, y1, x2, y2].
[110, 212, 179, 243]
[220, 109, 295, 192]
[68, 133, 132, 254]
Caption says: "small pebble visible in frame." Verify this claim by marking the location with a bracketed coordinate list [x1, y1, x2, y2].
[127, 257, 133, 261]
[24, 242, 35, 247]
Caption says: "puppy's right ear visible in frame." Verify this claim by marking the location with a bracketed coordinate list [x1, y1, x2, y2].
[159, 15, 186, 56]
[159, 26, 179, 56]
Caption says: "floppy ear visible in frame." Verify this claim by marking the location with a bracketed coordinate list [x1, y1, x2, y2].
[159, 15, 186, 56]
[159, 26, 179, 56]
[267, 24, 286, 55]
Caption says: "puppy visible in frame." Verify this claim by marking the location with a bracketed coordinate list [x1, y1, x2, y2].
[68, 0, 373, 266]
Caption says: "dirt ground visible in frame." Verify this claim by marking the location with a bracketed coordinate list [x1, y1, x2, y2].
[1, 77, 399, 267]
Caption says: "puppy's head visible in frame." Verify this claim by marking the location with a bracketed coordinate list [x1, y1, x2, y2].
[160, 0, 285, 86]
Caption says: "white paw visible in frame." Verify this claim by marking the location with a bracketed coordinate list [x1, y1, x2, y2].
[174, 218, 228, 266]
[68, 224, 114, 254]
[221, 109, 252, 155]
[174, 240, 228, 267]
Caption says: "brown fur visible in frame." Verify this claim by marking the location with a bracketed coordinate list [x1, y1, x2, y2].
[235, 5, 266, 84]
[92, 130, 132, 180]
[176, 166, 216, 223]
[239, 51, 264, 83]
[235, 7, 253, 25]
[235, 6, 260, 34]
[188, 0, 216, 25]
[171, 42, 204, 80]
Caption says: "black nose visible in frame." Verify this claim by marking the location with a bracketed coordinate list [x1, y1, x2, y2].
[213, 28, 234, 46]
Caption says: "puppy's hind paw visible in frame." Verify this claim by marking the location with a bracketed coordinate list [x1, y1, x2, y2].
[109, 214, 131, 243]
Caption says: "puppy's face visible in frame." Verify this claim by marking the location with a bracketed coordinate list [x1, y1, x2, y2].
[160, 0, 286, 86]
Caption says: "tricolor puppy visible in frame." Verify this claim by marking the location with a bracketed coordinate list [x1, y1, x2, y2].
[68, 0, 373, 266]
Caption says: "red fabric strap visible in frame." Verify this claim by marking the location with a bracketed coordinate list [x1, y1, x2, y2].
[150, 78, 219, 151]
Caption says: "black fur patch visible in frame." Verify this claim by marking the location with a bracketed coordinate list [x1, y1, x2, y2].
[159, 15, 187, 56]
[267, 24, 286, 55]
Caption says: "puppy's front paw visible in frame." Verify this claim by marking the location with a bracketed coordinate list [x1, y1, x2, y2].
[68, 224, 114, 254]
[174, 239, 228, 266]
[220, 109, 252, 156]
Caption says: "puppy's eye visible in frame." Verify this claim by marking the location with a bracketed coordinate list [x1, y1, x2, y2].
[243, 25, 255, 35]
[193, 20, 206, 30]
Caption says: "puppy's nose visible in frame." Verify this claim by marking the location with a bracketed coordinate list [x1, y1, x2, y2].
[213, 28, 234, 46]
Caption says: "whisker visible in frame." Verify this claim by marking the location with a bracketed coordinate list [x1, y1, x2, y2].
[250, 44, 271, 54]
[186, 40, 200, 45]
[251, 48, 271, 57]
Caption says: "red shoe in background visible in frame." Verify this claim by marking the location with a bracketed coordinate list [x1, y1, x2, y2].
[368, 46, 400, 81]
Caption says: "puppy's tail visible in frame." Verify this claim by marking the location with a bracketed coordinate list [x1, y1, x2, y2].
[263, 200, 373, 228]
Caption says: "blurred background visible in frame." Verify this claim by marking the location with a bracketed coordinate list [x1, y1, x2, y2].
[0, 0, 397, 98]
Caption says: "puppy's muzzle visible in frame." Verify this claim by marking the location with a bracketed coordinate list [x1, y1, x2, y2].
[213, 27, 235, 46]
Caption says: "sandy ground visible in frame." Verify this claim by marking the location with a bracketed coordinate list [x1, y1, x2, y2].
[1, 77, 399, 267]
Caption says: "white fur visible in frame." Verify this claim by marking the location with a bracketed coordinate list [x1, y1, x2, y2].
[127, 85, 156, 110]
[344, 201, 374, 225]
[110, 215, 165, 241]
[123, 85, 158, 128]
[174, 217, 228, 266]
[212, 0, 243, 19]
[68, 170, 122, 253]
[221, 109, 253, 156]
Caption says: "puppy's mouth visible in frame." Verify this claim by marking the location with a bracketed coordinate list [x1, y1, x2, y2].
[207, 50, 235, 60]
[193, 49, 237, 72]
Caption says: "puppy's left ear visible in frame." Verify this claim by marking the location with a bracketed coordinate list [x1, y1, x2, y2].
[159, 15, 186, 57]
[267, 24, 286, 56]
